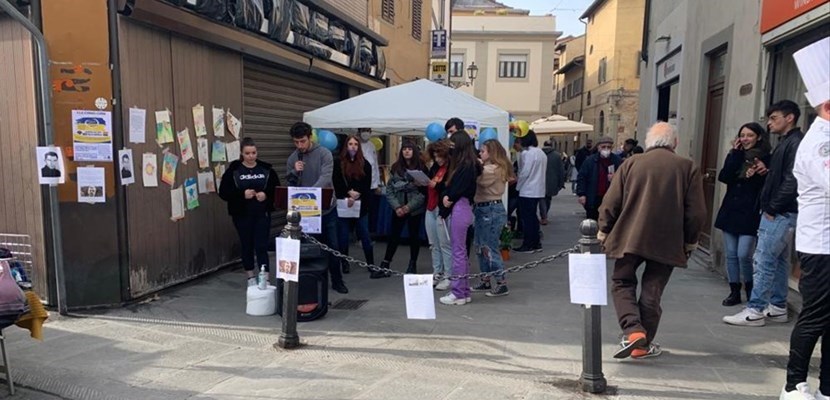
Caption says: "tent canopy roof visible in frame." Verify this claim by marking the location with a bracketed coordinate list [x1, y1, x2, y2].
[530, 114, 593, 134]
[303, 79, 509, 135]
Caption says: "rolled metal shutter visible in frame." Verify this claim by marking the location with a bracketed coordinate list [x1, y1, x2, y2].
[242, 58, 341, 227]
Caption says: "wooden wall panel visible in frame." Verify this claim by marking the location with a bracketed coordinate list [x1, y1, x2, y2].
[118, 18, 240, 296]
[0, 15, 48, 298]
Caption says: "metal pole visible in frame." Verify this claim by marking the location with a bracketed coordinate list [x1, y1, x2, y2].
[578, 219, 606, 394]
[0, 0, 67, 315]
[276, 211, 302, 349]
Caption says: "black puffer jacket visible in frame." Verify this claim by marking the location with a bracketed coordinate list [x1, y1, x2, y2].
[759, 128, 803, 216]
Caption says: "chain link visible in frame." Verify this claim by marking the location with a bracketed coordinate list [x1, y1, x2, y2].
[301, 233, 578, 281]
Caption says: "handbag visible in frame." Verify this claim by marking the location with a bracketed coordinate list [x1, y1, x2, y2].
[0, 260, 28, 319]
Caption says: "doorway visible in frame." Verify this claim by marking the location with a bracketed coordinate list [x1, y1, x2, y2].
[699, 48, 727, 249]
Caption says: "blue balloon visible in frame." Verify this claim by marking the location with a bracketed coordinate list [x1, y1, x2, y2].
[478, 127, 498, 144]
[318, 129, 338, 151]
[425, 122, 446, 142]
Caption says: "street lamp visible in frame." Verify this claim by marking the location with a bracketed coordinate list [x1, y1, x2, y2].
[450, 62, 478, 89]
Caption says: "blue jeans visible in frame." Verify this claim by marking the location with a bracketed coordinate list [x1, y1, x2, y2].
[337, 214, 374, 265]
[424, 208, 451, 276]
[474, 203, 507, 281]
[722, 232, 755, 283]
[747, 213, 797, 311]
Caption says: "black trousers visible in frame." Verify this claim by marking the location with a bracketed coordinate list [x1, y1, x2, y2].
[786, 253, 830, 393]
[585, 195, 604, 221]
[383, 212, 424, 263]
[232, 213, 271, 272]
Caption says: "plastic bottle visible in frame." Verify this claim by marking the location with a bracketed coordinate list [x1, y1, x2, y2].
[258, 265, 268, 290]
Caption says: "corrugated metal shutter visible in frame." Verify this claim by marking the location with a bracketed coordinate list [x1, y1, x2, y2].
[242, 58, 341, 227]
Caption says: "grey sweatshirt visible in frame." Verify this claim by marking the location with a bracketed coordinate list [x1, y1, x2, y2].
[286, 143, 335, 213]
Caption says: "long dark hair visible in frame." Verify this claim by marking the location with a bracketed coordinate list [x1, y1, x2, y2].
[339, 135, 366, 180]
[737, 122, 771, 154]
[391, 140, 425, 176]
[446, 131, 481, 185]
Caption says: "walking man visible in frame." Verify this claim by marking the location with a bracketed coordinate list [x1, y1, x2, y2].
[779, 37, 830, 400]
[599, 122, 706, 359]
[513, 130, 546, 253]
[540, 141, 565, 225]
[574, 138, 593, 172]
[577, 136, 622, 220]
[286, 121, 348, 294]
[723, 100, 803, 327]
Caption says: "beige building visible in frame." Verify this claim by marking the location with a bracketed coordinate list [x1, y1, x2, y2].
[551, 35, 586, 154]
[450, 1, 559, 122]
[581, 0, 645, 147]
[368, 0, 433, 85]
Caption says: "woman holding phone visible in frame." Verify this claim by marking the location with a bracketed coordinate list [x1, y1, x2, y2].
[714, 122, 771, 306]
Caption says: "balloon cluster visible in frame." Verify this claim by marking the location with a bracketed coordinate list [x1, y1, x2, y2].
[510, 119, 530, 138]
[311, 128, 338, 151]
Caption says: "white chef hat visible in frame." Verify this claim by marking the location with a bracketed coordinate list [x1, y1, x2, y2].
[793, 37, 830, 108]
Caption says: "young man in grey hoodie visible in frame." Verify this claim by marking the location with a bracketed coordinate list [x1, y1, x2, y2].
[286, 122, 348, 294]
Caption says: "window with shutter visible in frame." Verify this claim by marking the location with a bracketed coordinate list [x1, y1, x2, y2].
[382, 0, 395, 24]
[412, 0, 422, 41]
[498, 54, 528, 78]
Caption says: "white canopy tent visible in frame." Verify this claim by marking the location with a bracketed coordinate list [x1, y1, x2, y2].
[530, 114, 593, 134]
[303, 79, 511, 152]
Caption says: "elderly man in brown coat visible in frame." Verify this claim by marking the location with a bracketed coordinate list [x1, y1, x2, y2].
[598, 122, 707, 359]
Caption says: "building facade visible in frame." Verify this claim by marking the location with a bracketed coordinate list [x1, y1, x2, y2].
[0, 0, 424, 308]
[581, 0, 645, 148]
[551, 35, 586, 155]
[450, 2, 559, 122]
[636, 0, 829, 296]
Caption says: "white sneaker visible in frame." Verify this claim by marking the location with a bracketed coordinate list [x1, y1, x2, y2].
[439, 293, 468, 305]
[780, 382, 816, 400]
[816, 389, 829, 400]
[765, 304, 789, 323]
[435, 279, 451, 291]
[723, 307, 766, 326]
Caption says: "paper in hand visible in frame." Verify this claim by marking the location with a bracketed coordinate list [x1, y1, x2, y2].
[406, 169, 432, 186]
[336, 199, 360, 218]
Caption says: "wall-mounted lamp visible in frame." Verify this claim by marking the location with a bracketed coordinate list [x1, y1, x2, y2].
[450, 62, 479, 89]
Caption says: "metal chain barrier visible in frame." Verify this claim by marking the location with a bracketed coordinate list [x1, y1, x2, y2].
[302, 233, 578, 281]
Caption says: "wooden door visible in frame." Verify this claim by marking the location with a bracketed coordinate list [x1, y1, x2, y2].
[699, 49, 727, 249]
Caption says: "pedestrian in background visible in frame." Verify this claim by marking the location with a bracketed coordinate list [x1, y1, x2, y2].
[377, 140, 427, 277]
[439, 130, 482, 305]
[714, 122, 770, 306]
[540, 140, 565, 225]
[332, 135, 374, 276]
[780, 37, 830, 400]
[574, 138, 594, 172]
[513, 130, 547, 253]
[577, 136, 622, 220]
[621, 138, 644, 160]
[723, 100, 803, 327]
[219, 137, 280, 287]
[600, 122, 706, 360]
[471, 139, 513, 297]
[426, 140, 453, 291]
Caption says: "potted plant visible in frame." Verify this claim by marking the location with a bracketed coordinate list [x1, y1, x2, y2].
[499, 224, 514, 261]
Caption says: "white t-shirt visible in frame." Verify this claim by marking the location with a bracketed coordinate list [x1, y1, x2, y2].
[793, 116, 830, 254]
[517, 146, 547, 198]
[361, 140, 381, 189]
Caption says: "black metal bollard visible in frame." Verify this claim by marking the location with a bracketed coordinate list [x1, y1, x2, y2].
[276, 211, 302, 349]
[578, 219, 607, 393]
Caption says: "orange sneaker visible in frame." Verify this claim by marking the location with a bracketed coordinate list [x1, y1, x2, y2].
[613, 331, 647, 359]
[631, 342, 662, 359]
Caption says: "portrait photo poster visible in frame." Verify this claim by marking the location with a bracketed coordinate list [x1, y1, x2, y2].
[118, 148, 135, 185]
[275, 237, 300, 282]
[36, 146, 66, 185]
[77, 167, 106, 204]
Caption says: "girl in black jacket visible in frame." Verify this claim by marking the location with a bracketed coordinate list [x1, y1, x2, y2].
[714, 122, 770, 306]
[219, 137, 280, 286]
[332, 135, 374, 276]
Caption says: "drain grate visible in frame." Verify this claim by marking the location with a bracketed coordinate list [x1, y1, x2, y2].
[330, 299, 368, 310]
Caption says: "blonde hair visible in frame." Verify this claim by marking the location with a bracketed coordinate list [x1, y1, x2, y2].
[482, 140, 515, 182]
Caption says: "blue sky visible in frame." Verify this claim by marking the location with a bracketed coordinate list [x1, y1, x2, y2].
[498, 0, 594, 37]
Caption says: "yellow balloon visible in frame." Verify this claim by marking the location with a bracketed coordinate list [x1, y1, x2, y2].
[311, 130, 319, 144]
[514, 120, 530, 137]
[369, 137, 383, 151]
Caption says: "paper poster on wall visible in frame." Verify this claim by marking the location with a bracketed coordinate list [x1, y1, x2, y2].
[72, 110, 113, 162]
[226, 110, 242, 139]
[214, 164, 226, 191]
[36, 146, 66, 185]
[287, 186, 322, 234]
[77, 167, 106, 204]
[225, 140, 240, 162]
[184, 177, 199, 210]
[161, 151, 179, 186]
[212, 107, 225, 137]
[275, 237, 300, 282]
[155, 110, 174, 145]
[197, 171, 216, 194]
[129, 107, 146, 143]
[170, 186, 185, 221]
[118, 148, 135, 185]
[197, 137, 209, 169]
[177, 128, 194, 164]
[211, 141, 227, 162]
[142, 153, 158, 187]
[192, 104, 207, 137]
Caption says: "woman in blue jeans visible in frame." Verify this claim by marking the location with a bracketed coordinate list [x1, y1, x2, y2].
[714, 122, 770, 306]
[425, 140, 453, 290]
[333, 135, 374, 275]
[471, 139, 514, 297]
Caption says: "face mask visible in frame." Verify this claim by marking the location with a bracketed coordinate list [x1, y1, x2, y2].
[359, 132, 371, 141]
[600, 149, 611, 158]
[348, 149, 357, 158]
